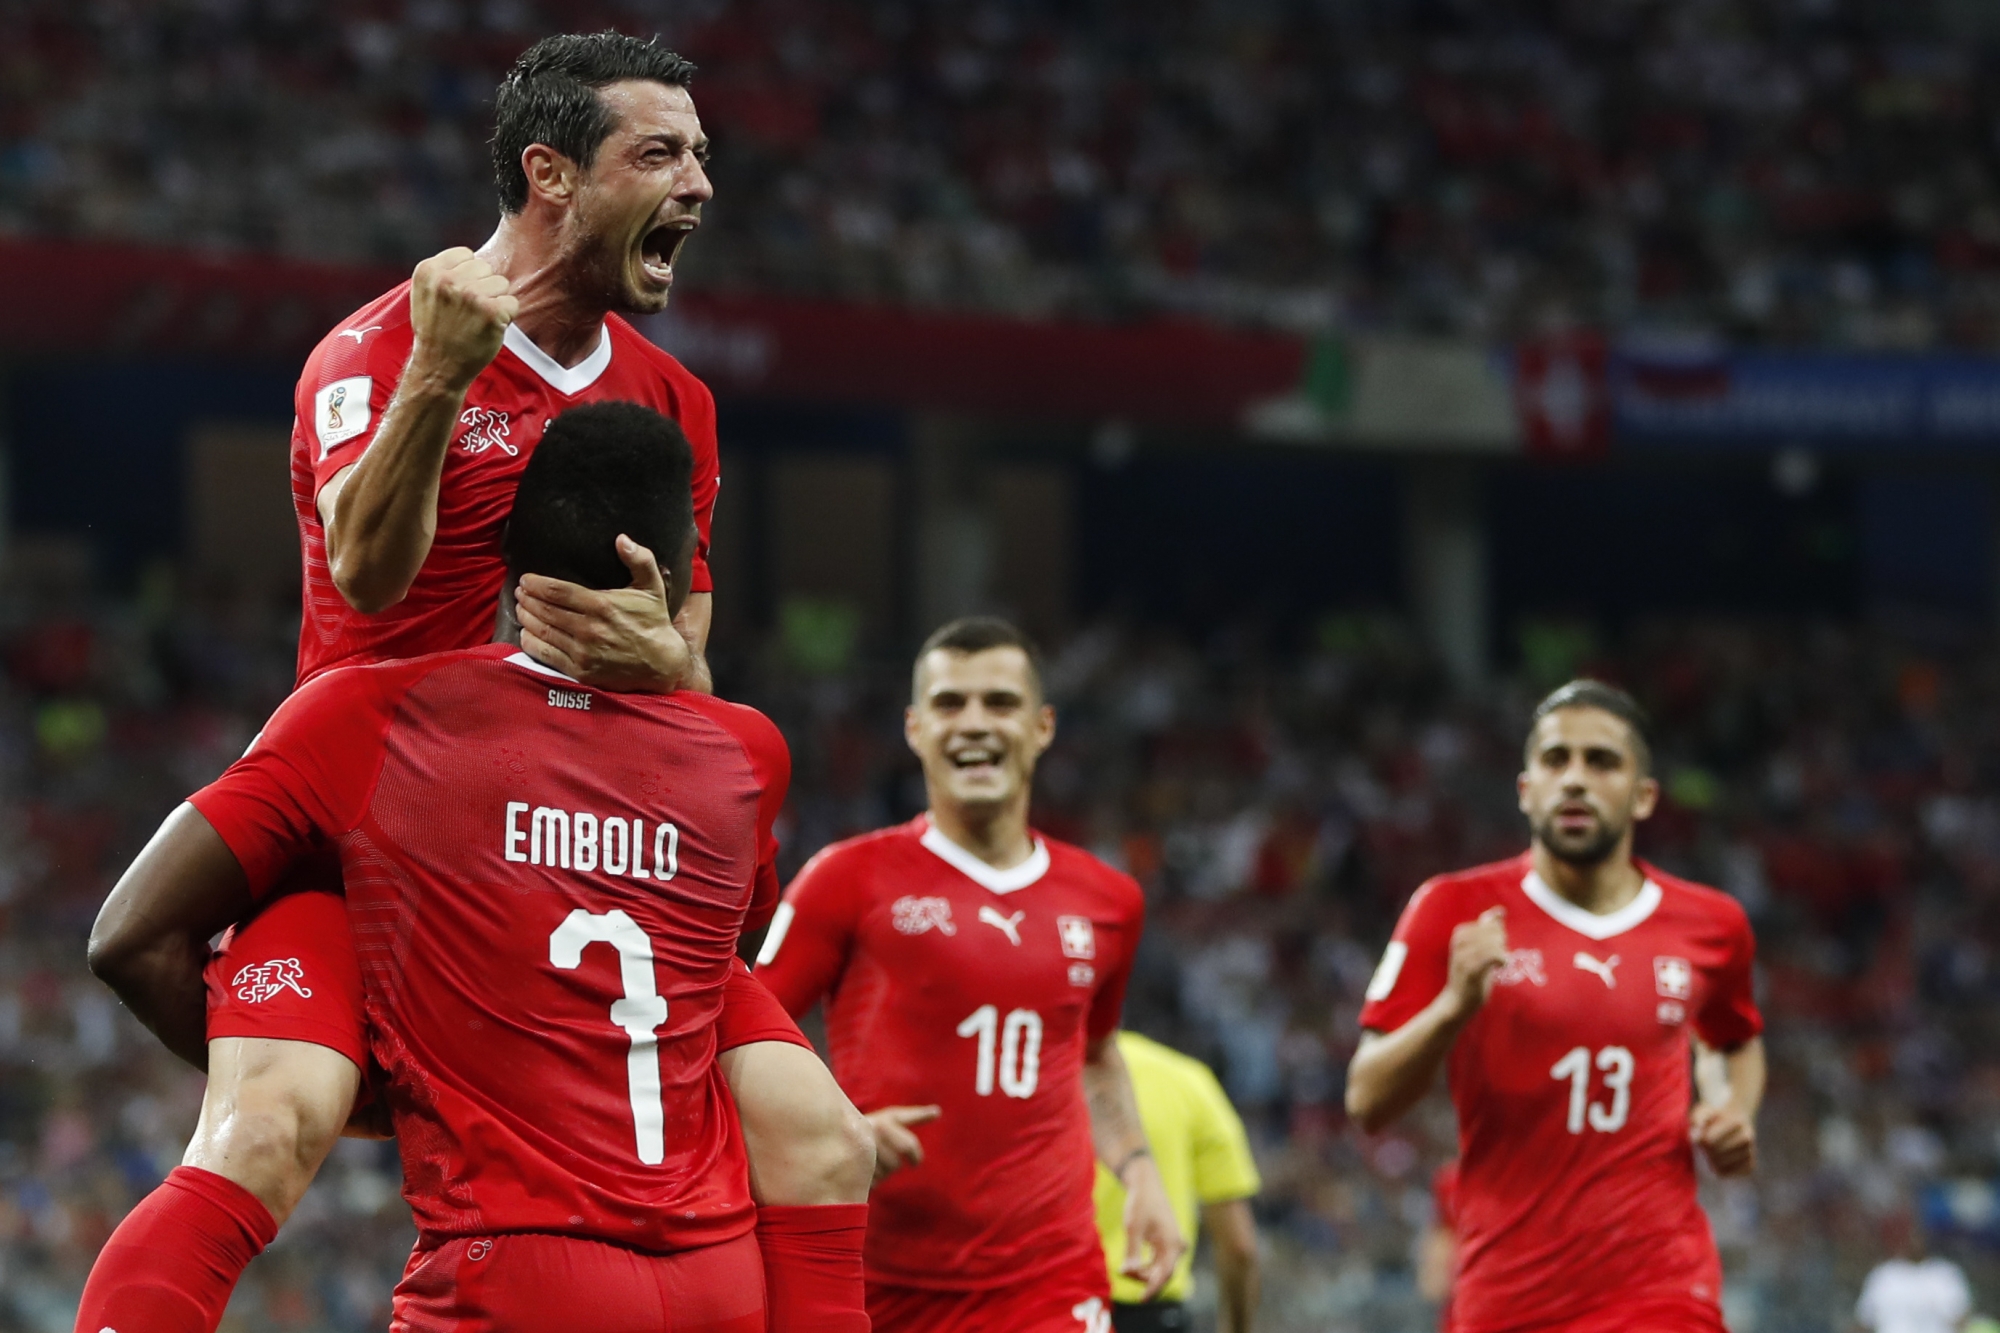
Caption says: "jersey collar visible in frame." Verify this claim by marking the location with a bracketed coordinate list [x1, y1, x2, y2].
[919, 818, 1050, 896]
[1520, 869, 1661, 941]
[502, 321, 613, 396]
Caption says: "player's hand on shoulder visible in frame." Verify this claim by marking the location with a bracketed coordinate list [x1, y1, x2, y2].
[409, 246, 517, 388]
[1444, 906, 1508, 1020]
[1689, 1101, 1756, 1177]
[865, 1104, 941, 1183]
[517, 536, 697, 693]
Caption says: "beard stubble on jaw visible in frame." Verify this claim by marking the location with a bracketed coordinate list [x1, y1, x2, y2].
[1533, 813, 1625, 867]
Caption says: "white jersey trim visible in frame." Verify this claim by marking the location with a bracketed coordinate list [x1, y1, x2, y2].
[1521, 870, 1662, 941]
[503, 321, 613, 395]
[919, 820, 1050, 895]
[504, 650, 580, 683]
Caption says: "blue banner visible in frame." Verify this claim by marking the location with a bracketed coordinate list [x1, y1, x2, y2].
[1613, 350, 2000, 448]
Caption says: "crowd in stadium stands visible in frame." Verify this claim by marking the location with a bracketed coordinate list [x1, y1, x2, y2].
[8, 0, 2000, 346]
[0, 585, 1993, 1331]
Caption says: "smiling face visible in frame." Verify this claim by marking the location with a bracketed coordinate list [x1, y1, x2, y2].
[559, 80, 711, 315]
[1517, 706, 1659, 866]
[905, 647, 1056, 818]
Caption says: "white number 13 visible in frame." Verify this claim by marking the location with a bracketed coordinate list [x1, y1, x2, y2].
[551, 910, 668, 1165]
[1551, 1045, 1632, 1134]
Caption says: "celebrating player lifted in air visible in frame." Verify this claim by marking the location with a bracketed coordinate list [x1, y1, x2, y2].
[1346, 681, 1765, 1333]
[83, 405, 786, 1330]
[757, 618, 1186, 1333]
[82, 32, 872, 1333]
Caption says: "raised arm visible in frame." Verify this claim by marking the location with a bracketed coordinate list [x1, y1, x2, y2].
[87, 804, 253, 1070]
[1345, 907, 1506, 1134]
[1083, 1034, 1187, 1300]
[322, 248, 516, 612]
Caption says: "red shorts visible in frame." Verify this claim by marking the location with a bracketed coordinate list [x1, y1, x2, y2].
[393, 1231, 763, 1333]
[869, 1262, 1113, 1333]
[1483, 1294, 1728, 1333]
[204, 889, 812, 1066]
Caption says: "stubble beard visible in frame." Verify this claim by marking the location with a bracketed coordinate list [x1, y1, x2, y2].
[1533, 811, 1625, 867]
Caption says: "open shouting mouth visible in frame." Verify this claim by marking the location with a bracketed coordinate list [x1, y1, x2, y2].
[640, 219, 696, 287]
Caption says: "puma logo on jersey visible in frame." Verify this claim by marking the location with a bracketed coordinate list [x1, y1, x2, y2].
[979, 906, 1025, 946]
[337, 325, 382, 343]
[1072, 1297, 1111, 1333]
[1573, 952, 1620, 987]
[891, 896, 956, 936]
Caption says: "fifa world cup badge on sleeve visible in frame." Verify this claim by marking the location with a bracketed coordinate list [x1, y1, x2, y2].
[315, 375, 373, 456]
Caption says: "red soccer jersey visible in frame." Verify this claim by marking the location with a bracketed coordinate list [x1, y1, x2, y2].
[1359, 854, 1762, 1332]
[755, 817, 1145, 1290]
[291, 284, 721, 685]
[188, 643, 788, 1253]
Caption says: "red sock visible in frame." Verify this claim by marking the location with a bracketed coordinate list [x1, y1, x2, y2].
[75, 1165, 277, 1333]
[755, 1203, 870, 1332]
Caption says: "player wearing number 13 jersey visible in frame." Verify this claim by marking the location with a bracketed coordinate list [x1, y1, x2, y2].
[1348, 681, 1765, 1333]
[757, 618, 1186, 1333]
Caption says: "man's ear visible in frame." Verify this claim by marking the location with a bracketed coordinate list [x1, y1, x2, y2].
[521, 144, 579, 207]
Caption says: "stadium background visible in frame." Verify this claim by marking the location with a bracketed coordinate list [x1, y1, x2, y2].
[6, 1, 2000, 1328]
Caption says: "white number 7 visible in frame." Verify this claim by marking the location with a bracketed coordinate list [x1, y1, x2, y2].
[550, 909, 668, 1165]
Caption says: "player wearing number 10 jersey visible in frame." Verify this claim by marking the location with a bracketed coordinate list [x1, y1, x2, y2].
[1347, 681, 1765, 1333]
[757, 618, 1185, 1333]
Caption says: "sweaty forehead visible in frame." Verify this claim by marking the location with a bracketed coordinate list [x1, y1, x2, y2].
[1528, 706, 1637, 758]
[597, 80, 701, 139]
[914, 647, 1038, 702]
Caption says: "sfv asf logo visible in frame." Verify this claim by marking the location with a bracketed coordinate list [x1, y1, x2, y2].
[234, 958, 313, 1004]
[458, 406, 518, 456]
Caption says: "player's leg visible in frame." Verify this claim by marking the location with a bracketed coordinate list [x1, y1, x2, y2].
[76, 887, 366, 1333]
[716, 960, 874, 1331]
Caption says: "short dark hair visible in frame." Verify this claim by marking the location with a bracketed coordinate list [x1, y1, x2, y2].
[913, 617, 1044, 701]
[1526, 679, 1653, 772]
[492, 32, 696, 214]
[503, 402, 693, 591]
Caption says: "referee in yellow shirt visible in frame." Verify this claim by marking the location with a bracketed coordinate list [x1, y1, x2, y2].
[1095, 1030, 1262, 1333]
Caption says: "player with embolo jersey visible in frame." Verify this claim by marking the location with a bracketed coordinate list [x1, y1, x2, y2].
[80, 33, 871, 1333]
[1345, 681, 1765, 1333]
[82, 407, 780, 1330]
[757, 619, 1186, 1333]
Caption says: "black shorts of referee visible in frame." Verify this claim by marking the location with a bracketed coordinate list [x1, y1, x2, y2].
[1112, 1299, 1189, 1333]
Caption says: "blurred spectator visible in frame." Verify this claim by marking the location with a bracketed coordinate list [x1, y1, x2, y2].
[1855, 1213, 1972, 1333]
[8, 2, 2000, 345]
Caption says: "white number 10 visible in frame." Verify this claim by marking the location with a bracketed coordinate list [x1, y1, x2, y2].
[957, 1004, 1043, 1099]
[550, 910, 668, 1164]
[1551, 1045, 1633, 1134]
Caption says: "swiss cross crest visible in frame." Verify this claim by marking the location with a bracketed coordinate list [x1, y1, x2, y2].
[233, 958, 313, 1004]
[1057, 915, 1096, 960]
[1654, 956, 1692, 1000]
[891, 896, 957, 936]
[457, 405, 518, 456]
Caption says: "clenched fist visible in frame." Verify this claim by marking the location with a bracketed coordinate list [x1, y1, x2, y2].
[409, 247, 518, 389]
[1690, 1102, 1757, 1177]
[1444, 906, 1509, 1020]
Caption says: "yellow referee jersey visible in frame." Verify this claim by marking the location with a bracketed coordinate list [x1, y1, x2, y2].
[1094, 1030, 1261, 1304]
